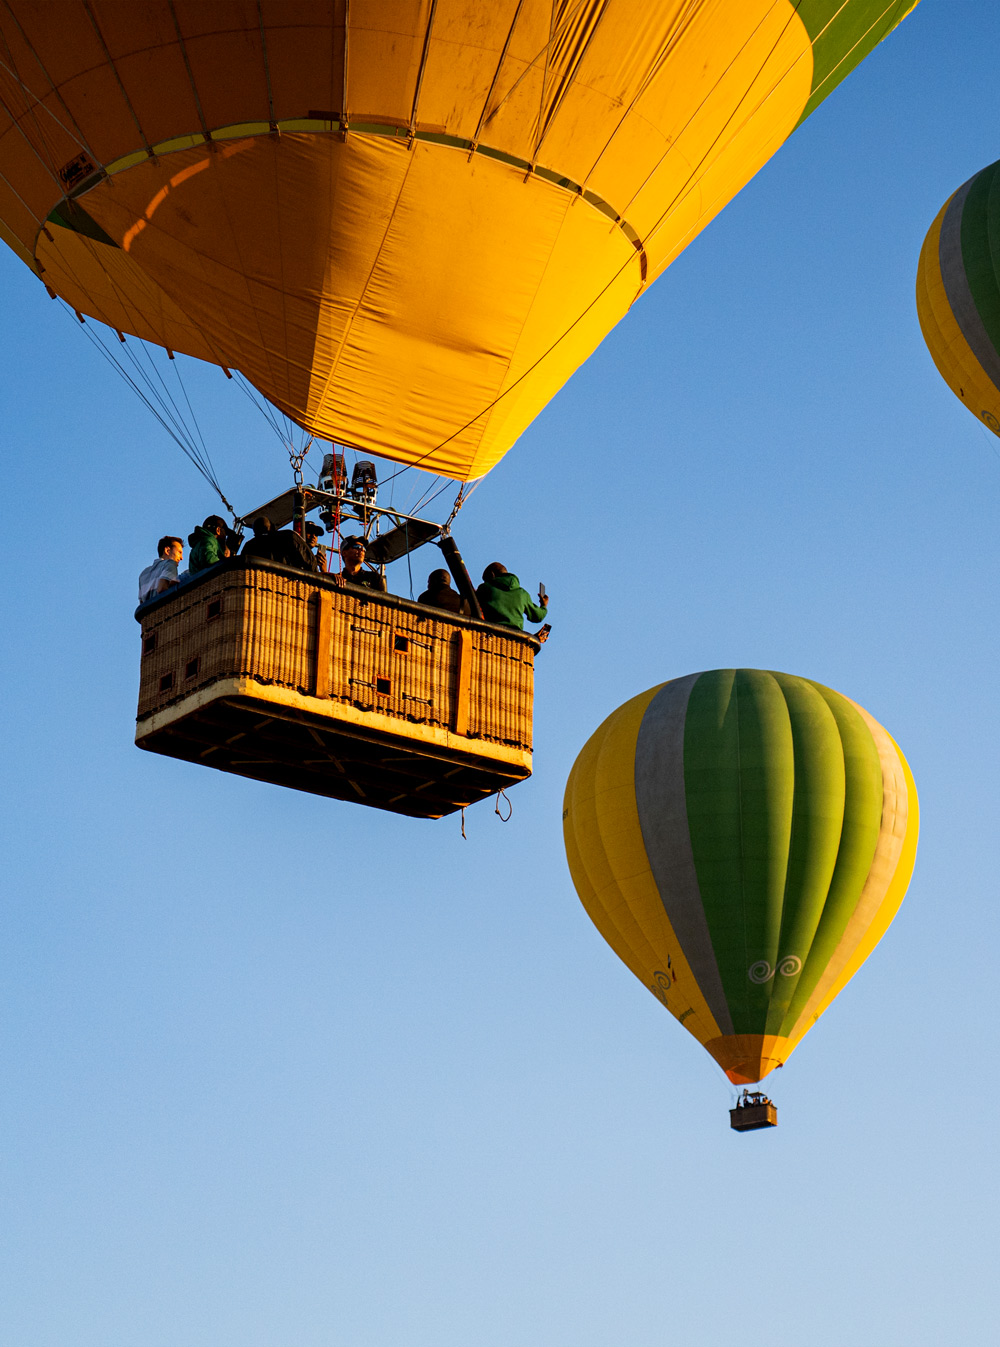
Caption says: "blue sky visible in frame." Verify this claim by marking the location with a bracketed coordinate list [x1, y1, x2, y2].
[2, 4, 998, 1345]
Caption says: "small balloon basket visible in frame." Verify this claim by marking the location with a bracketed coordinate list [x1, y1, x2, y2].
[729, 1091, 778, 1132]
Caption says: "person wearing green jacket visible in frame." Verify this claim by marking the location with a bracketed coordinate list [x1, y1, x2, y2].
[476, 563, 549, 631]
[187, 515, 229, 574]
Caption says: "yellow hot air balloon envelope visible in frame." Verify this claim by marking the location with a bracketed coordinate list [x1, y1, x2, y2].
[564, 671, 918, 1085]
[0, 1, 918, 481]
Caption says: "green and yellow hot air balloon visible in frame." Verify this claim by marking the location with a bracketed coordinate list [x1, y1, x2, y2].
[917, 157, 1000, 436]
[563, 670, 918, 1086]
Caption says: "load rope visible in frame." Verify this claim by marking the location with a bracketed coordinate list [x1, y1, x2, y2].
[64, 302, 237, 517]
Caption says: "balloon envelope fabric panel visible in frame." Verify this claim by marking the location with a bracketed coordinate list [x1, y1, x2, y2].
[563, 671, 918, 1084]
[0, 1, 919, 480]
[917, 156, 1000, 439]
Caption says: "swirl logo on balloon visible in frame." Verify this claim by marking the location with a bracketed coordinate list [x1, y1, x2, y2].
[650, 970, 673, 1004]
[748, 956, 803, 984]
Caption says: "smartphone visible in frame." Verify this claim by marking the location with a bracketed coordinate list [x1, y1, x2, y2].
[538, 581, 548, 603]
[536, 623, 552, 643]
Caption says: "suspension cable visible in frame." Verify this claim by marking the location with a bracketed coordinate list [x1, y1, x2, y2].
[230, 369, 313, 458]
[410, 473, 446, 514]
[64, 304, 236, 515]
[444, 478, 482, 530]
[170, 355, 214, 477]
[231, 370, 288, 444]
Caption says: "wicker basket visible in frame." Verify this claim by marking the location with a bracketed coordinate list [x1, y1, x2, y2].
[729, 1101, 778, 1132]
[136, 559, 538, 818]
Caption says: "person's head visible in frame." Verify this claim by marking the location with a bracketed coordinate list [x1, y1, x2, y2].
[340, 535, 366, 567]
[158, 535, 182, 562]
[203, 514, 227, 538]
[252, 515, 273, 537]
[305, 522, 324, 546]
[482, 562, 507, 583]
[427, 568, 451, 590]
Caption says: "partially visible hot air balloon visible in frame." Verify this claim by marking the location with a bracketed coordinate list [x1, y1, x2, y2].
[563, 670, 918, 1089]
[917, 156, 1000, 437]
[0, 1, 919, 483]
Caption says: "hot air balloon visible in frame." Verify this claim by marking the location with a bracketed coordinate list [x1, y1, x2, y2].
[0, 3, 920, 817]
[917, 156, 1000, 437]
[0, 1, 919, 481]
[563, 671, 918, 1123]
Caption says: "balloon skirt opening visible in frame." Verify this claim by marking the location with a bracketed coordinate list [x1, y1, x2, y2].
[704, 1034, 790, 1085]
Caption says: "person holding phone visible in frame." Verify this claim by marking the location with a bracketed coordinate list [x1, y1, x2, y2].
[476, 563, 549, 633]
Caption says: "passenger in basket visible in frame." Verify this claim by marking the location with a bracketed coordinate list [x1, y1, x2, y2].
[418, 568, 469, 616]
[476, 563, 548, 631]
[334, 535, 387, 592]
[138, 535, 183, 603]
[304, 521, 328, 572]
[239, 515, 314, 571]
[187, 515, 230, 574]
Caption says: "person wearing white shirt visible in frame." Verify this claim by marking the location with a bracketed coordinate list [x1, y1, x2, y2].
[138, 536, 183, 604]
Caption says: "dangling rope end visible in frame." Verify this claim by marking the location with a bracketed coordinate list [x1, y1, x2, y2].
[460, 807, 467, 840]
[495, 788, 512, 823]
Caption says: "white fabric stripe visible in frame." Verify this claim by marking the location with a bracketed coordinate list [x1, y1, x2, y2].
[939, 174, 1000, 393]
[634, 673, 734, 1036]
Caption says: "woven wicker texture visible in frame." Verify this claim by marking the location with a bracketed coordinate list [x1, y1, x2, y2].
[138, 563, 535, 752]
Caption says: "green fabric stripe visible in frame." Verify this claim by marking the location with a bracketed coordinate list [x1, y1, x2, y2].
[936, 175, 1000, 395]
[795, 1, 916, 128]
[960, 161, 1000, 358]
[986, 164, 1000, 353]
[47, 198, 119, 249]
[683, 670, 794, 1036]
[779, 684, 883, 1033]
[682, 671, 888, 1041]
[764, 675, 846, 1035]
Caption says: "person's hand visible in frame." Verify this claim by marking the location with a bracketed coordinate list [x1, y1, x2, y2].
[332, 573, 346, 588]
[539, 591, 549, 605]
